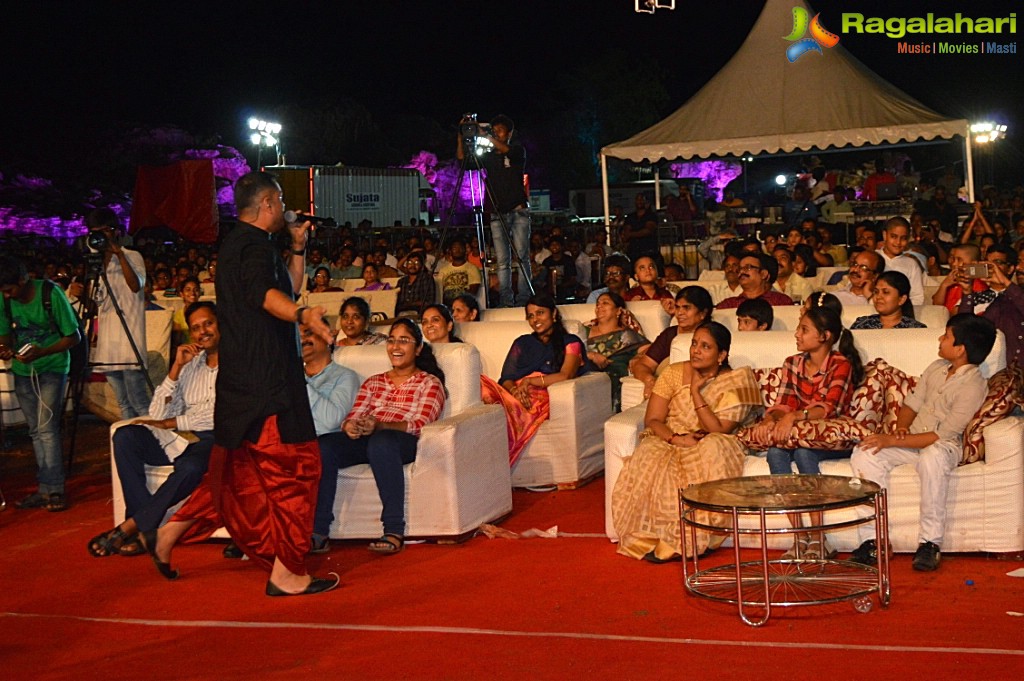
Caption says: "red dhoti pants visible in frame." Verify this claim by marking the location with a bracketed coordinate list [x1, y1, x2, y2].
[172, 414, 321, 575]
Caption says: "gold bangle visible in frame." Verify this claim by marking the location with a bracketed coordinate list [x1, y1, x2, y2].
[541, 375, 546, 387]
[695, 404, 709, 411]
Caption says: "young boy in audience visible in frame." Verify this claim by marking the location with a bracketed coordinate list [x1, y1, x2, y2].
[849, 313, 997, 572]
[735, 297, 773, 331]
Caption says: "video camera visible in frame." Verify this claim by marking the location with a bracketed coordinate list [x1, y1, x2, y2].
[460, 113, 494, 156]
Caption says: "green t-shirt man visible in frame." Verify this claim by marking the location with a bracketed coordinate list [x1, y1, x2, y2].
[0, 280, 80, 377]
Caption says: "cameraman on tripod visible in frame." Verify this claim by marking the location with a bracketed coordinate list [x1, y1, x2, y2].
[86, 208, 150, 418]
[457, 114, 530, 308]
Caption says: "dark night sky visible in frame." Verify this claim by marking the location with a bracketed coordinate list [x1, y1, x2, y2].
[3, 0, 1021, 180]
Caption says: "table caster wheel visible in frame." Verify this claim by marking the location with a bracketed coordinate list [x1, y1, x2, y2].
[853, 596, 873, 613]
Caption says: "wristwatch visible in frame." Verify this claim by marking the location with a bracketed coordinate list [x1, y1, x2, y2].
[295, 306, 308, 324]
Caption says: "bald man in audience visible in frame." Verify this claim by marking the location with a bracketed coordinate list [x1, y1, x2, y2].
[832, 250, 884, 307]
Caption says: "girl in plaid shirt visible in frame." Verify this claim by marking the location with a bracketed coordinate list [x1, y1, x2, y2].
[314, 318, 446, 555]
[752, 306, 864, 559]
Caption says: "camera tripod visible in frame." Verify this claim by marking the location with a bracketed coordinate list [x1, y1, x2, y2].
[64, 254, 153, 471]
[432, 145, 534, 308]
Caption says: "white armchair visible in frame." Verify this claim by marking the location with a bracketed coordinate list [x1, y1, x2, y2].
[457, 319, 611, 488]
[328, 342, 511, 539]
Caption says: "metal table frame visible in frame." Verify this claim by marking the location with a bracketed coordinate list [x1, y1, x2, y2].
[679, 475, 890, 626]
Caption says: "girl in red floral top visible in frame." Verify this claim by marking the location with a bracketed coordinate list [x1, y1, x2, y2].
[751, 306, 864, 560]
[313, 318, 446, 555]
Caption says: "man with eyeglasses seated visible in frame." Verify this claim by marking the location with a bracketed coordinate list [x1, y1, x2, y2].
[715, 253, 794, 309]
[832, 250, 884, 307]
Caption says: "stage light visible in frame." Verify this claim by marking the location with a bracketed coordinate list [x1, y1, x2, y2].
[971, 121, 1008, 144]
[246, 117, 284, 167]
[775, 174, 787, 186]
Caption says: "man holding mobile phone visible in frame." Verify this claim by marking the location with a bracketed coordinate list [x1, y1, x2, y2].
[0, 255, 81, 512]
[957, 244, 1024, 367]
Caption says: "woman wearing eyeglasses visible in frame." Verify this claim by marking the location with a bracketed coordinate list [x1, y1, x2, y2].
[314, 318, 446, 555]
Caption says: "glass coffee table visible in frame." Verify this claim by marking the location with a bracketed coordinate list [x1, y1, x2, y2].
[679, 474, 890, 626]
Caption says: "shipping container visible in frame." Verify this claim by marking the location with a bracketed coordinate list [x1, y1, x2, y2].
[266, 165, 431, 227]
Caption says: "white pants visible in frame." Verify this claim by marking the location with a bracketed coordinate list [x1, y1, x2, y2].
[850, 441, 960, 547]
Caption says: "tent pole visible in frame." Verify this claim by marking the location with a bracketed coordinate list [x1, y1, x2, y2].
[963, 129, 976, 203]
[601, 153, 611, 239]
[653, 166, 661, 211]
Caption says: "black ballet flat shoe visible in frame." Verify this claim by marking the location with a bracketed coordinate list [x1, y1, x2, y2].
[141, 529, 179, 581]
[222, 542, 244, 559]
[265, 572, 341, 597]
[642, 551, 682, 564]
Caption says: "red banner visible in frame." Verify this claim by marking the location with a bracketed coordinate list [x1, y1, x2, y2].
[131, 160, 217, 243]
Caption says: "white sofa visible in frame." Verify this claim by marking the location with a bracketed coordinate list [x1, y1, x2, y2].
[457, 319, 611, 488]
[110, 342, 512, 541]
[605, 328, 1024, 554]
[712, 304, 950, 333]
[482, 300, 671, 344]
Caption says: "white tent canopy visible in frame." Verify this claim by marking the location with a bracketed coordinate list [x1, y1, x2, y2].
[601, 0, 973, 213]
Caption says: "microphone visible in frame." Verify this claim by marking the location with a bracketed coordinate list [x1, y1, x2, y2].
[284, 210, 337, 227]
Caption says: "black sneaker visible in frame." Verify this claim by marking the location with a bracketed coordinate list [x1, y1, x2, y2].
[849, 539, 877, 565]
[912, 541, 941, 571]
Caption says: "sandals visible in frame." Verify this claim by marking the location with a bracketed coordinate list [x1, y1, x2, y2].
[781, 537, 808, 560]
[20, 492, 68, 512]
[15, 492, 49, 510]
[804, 537, 837, 560]
[88, 527, 129, 558]
[118, 536, 145, 557]
[368, 533, 404, 555]
[45, 494, 68, 512]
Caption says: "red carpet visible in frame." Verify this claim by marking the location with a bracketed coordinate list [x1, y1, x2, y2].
[2, 469, 1023, 680]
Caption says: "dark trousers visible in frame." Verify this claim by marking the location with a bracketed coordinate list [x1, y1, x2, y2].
[314, 429, 418, 538]
[113, 424, 214, 533]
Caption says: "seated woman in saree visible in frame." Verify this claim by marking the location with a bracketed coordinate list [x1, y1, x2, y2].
[612, 321, 763, 563]
[481, 294, 589, 466]
[355, 263, 392, 292]
[335, 296, 387, 347]
[585, 291, 648, 411]
[630, 285, 714, 399]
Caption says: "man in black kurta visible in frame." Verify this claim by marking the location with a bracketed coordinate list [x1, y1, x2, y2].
[149, 172, 338, 596]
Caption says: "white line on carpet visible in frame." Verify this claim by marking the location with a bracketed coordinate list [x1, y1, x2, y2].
[3, 611, 1023, 657]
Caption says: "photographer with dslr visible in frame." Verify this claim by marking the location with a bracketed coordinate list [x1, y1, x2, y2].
[457, 114, 530, 308]
[86, 207, 150, 418]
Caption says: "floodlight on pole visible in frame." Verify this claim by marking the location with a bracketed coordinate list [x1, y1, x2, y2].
[775, 174, 787, 186]
[970, 121, 1007, 145]
[247, 117, 284, 167]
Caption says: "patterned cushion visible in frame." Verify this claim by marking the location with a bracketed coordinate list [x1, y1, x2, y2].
[736, 415, 875, 451]
[847, 358, 888, 429]
[961, 365, 1024, 465]
[877, 362, 917, 433]
[753, 367, 784, 406]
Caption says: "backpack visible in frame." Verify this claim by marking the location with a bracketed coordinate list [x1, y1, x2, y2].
[3, 279, 89, 381]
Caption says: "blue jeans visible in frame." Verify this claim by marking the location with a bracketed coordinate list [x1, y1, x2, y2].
[767, 446, 851, 475]
[14, 372, 68, 495]
[106, 369, 151, 419]
[490, 208, 531, 307]
[314, 430, 419, 538]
